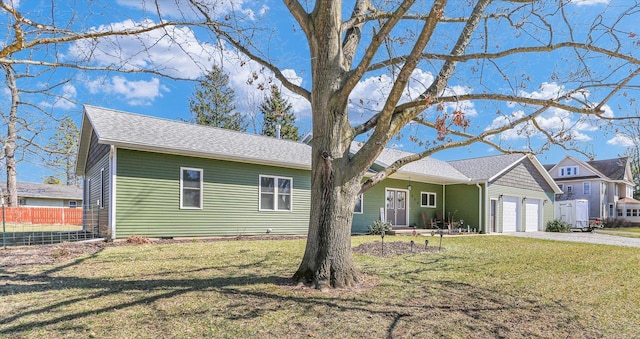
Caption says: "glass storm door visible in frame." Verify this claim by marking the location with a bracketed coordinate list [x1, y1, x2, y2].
[386, 189, 407, 226]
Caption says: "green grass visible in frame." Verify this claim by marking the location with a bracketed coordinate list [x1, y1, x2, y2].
[597, 227, 640, 238]
[1, 235, 639, 338]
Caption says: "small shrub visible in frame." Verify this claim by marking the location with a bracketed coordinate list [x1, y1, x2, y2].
[126, 235, 152, 244]
[602, 218, 633, 228]
[545, 220, 570, 232]
[367, 220, 392, 235]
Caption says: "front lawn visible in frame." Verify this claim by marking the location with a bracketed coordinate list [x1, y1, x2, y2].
[1, 235, 638, 338]
[597, 227, 640, 238]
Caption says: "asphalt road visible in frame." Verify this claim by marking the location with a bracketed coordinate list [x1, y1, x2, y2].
[502, 231, 640, 248]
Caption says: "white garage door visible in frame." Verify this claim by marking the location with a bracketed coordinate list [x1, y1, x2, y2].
[525, 200, 540, 232]
[502, 197, 518, 232]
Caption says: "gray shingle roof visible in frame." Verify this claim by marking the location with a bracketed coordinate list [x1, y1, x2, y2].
[80, 106, 552, 187]
[448, 153, 525, 181]
[83, 105, 312, 170]
[2, 181, 82, 200]
[350, 143, 469, 183]
[588, 157, 628, 181]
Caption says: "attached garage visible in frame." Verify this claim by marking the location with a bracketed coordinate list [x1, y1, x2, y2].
[525, 199, 541, 232]
[502, 197, 519, 232]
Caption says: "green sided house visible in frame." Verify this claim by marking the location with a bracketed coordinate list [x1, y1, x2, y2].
[76, 105, 561, 239]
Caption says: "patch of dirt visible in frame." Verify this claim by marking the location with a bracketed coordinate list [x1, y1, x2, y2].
[0, 235, 305, 269]
[352, 240, 445, 257]
[0, 236, 441, 269]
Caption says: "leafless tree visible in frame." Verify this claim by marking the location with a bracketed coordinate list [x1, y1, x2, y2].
[0, 2, 203, 206]
[180, 0, 640, 289]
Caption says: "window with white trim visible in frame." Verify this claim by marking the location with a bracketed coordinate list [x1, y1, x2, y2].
[583, 182, 591, 195]
[566, 185, 573, 194]
[69, 201, 78, 208]
[420, 192, 437, 208]
[559, 166, 579, 177]
[259, 175, 292, 211]
[354, 194, 363, 214]
[180, 167, 203, 209]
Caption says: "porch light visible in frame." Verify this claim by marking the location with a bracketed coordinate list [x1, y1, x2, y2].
[407, 185, 412, 191]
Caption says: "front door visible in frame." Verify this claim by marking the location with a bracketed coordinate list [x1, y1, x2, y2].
[386, 189, 408, 226]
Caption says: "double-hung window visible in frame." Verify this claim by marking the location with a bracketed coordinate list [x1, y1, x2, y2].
[181, 167, 203, 209]
[260, 175, 292, 211]
[583, 182, 591, 195]
[421, 192, 437, 208]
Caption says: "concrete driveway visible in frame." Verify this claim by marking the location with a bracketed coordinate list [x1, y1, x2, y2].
[502, 231, 640, 248]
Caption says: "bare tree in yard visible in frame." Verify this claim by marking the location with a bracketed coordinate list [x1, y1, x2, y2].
[0, 2, 202, 206]
[616, 121, 640, 200]
[183, 0, 640, 289]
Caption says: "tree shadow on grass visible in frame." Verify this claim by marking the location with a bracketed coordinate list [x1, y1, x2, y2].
[0, 246, 602, 338]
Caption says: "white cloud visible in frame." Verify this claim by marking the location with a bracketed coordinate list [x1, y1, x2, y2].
[115, 0, 261, 20]
[569, 0, 610, 6]
[347, 68, 478, 123]
[607, 134, 636, 147]
[84, 76, 169, 106]
[39, 83, 78, 110]
[66, 19, 215, 79]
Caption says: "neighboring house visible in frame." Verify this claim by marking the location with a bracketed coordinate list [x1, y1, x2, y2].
[545, 156, 640, 223]
[75, 105, 560, 239]
[1, 181, 82, 208]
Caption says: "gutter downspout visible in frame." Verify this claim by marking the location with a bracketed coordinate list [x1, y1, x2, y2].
[442, 184, 446, 223]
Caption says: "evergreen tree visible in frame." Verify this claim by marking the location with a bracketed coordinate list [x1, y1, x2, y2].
[188, 66, 247, 132]
[45, 117, 80, 186]
[259, 86, 300, 141]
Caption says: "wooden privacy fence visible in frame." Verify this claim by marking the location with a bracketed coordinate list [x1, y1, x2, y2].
[0, 207, 83, 225]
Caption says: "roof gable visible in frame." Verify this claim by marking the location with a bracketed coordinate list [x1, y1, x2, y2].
[448, 153, 524, 181]
[448, 153, 561, 193]
[547, 156, 632, 183]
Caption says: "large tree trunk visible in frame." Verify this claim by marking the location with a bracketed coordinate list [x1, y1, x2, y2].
[293, 146, 364, 290]
[292, 0, 366, 289]
[3, 64, 18, 207]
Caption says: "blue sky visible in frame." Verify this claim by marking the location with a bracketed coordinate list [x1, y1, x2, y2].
[2, 0, 638, 183]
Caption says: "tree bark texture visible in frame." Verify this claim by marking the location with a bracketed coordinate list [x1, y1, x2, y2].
[292, 0, 365, 289]
[2, 64, 18, 207]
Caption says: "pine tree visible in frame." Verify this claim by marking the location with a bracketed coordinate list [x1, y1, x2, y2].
[45, 117, 80, 186]
[259, 86, 300, 141]
[188, 66, 247, 132]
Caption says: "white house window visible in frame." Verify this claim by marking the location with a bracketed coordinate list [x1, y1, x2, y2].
[626, 186, 634, 198]
[560, 166, 579, 177]
[180, 167, 203, 209]
[259, 175, 292, 211]
[558, 184, 564, 191]
[354, 194, 363, 214]
[69, 201, 78, 208]
[421, 192, 437, 208]
[566, 185, 573, 194]
[583, 182, 591, 195]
